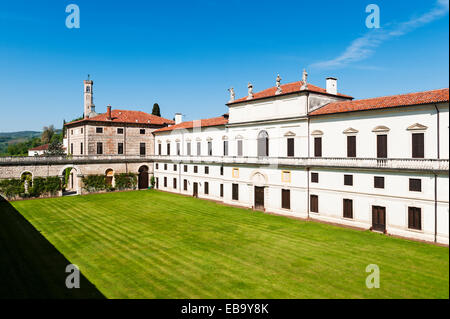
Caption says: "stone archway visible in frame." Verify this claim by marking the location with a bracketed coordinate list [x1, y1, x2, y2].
[20, 171, 33, 194]
[138, 165, 149, 189]
[250, 171, 268, 211]
[59, 165, 82, 195]
[105, 169, 114, 187]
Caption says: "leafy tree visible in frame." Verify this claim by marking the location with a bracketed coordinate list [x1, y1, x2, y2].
[41, 125, 55, 144]
[45, 139, 65, 156]
[152, 103, 161, 117]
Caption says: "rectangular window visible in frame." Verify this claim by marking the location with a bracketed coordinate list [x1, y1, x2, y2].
[96, 142, 103, 155]
[140, 129, 146, 135]
[187, 142, 191, 156]
[232, 168, 239, 178]
[409, 178, 422, 192]
[81, 128, 83, 134]
[71, 129, 73, 135]
[282, 189, 291, 209]
[173, 164, 177, 171]
[96, 127, 103, 134]
[220, 184, 224, 197]
[223, 140, 229, 156]
[140, 143, 146, 156]
[205, 166, 209, 174]
[204, 182, 209, 195]
[310, 195, 319, 213]
[164, 177, 167, 187]
[70, 143, 73, 155]
[167, 143, 170, 155]
[232, 183, 239, 200]
[220, 166, 224, 176]
[117, 128, 124, 134]
[118, 143, 124, 155]
[197, 142, 201, 156]
[177, 143, 180, 155]
[412, 133, 424, 158]
[344, 174, 353, 186]
[377, 134, 387, 158]
[343, 199, 353, 219]
[408, 207, 422, 230]
[80, 142, 83, 155]
[237, 140, 243, 156]
[287, 138, 294, 157]
[164, 164, 167, 170]
[194, 166, 198, 173]
[158, 143, 162, 155]
[173, 178, 177, 189]
[281, 171, 291, 183]
[347, 136, 356, 157]
[155, 163, 159, 170]
[311, 172, 319, 183]
[374, 176, 385, 189]
[208, 141, 212, 156]
[183, 179, 188, 191]
[156, 177, 159, 189]
[184, 165, 188, 172]
[314, 137, 322, 157]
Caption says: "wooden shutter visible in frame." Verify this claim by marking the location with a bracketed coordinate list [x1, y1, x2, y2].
[344, 174, 353, 186]
[184, 179, 187, 191]
[377, 135, 387, 158]
[408, 207, 421, 230]
[343, 199, 353, 218]
[347, 136, 356, 157]
[220, 184, 224, 197]
[412, 133, 424, 158]
[310, 195, 318, 213]
[237, 140, 243, 156]
[232, 184, 239, 200]
[314, 137, 322, 157]
[311, 172, 319, 183]
[282, 189, 291, 209]
[173, 178, 177, 189]
[409, 178, 421, 192]
[205, 182, 209, 194]
[287, 138, 294, 157]
[374, 176, 384, 189]
[224, 141, 228, 156]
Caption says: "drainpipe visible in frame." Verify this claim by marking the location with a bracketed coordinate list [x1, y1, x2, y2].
[306, 93, 310, 219]
[434, 173, 438, 243]
[434, 104, 440, 159]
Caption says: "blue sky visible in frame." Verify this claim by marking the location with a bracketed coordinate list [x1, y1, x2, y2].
[0, 0, 448, 132]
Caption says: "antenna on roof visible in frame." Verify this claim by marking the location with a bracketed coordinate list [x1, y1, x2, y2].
[87, 74, 91, 81]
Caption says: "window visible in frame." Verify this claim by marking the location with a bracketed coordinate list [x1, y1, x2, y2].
[347, 136, 356, 157]
[220, 184, 224, 197]
[408, 207, 422, 230]
[197, 142, 201, 156]
[232, 184, 239, 200]
[167, 143, 170, 155]
[204, 182, 209, 195]
[220, 166, 224, 176]
[70, 143, 73, 155]
[140, 129, 146, 135]
[409, 178, 422, 192]
[184, 165, 188, 172]
[281, 171, 291, 183]
[96, 127, 103, 133]
[257, 131, 269, 156]
[71, 130, 73, 135]
[173, 178, 177, 189]
[187, 142, 191, 155]
[205, 166, 209, 174]
[343, 199, 353, 219]
[140, 143, 146, 156]
[173, 164, 177, 171]
[156, 163, 159, 169]
[232, 168, 239, 178]
[164, 177, 167, 187]
[412, 133, 424, 158]
[155, 177, 159, 189]
[177, 143, 180, 155]
[223, 140, 229, 156]
[184, 179, 188, 191]
[377, 134, 387, 158]
[194, 166, 198, 173]
[158, 143, 162, 155]
[207, 141, 212, 156]
[287, 138, 294, 157]
[118, 143, 124, 155]
[282, 189, 291, 209]
[311, 172, 319, 183]
[81, 128, 83, 134]
[310, 195, 319, 213]
[97, 142, 103, 154]
[117, 128, 124, 134]
[80, 142, 83, 155]
[164, 164, 167, 170]
[237, 140, 243, 156]
[344, 174, 353, 186]
[314, 137, 322, 157]
[374, 176, 385, 189]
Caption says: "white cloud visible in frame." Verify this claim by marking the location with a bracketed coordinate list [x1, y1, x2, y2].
[311, 0, 449, 69]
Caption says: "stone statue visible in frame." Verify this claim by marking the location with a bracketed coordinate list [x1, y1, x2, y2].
[247, 83, 254, 100]
[301, 69, 308, 90]
[276, 74, 282, 95]
[228, 87, 235, 102]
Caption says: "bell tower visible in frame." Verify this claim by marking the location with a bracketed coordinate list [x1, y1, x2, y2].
[83, 75, 96, 118]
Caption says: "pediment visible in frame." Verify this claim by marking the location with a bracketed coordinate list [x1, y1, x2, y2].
[311, 130, 323, 136]
[222, 135, 229, 140]
[372, 125, 390, 133]
[407, 123, 428, 131]
[343, 127, 359, 134]
[284, 131, 296, 137]
[235, 134, 244, 140]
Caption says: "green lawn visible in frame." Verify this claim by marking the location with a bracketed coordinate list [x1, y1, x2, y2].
[2, 190, 449, 299]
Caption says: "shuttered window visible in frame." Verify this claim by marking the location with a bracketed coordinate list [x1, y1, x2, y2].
[158, 144, 162, 155]
[237, 140, 243, 156]
[205, 166, 209, 174]
[97, 142, 103, 155]
[343, 199, 353, 219]
[183, 179, 188, 191]
[282, 189, 291, 209]
[347, 136, 356, 157]
[187, 142, 191, 155]
[374, 176, 385, 189]
[232, 184, 239, 200]
[412, 133, 424, 158]
[344, 174, 353, 186]
[173, 164, 177, 171]
[176, 143, 180, 155]
[140, 143, 146, 156]
[220, 184, 224, 197]
[409, 178, 422, 192]
[223, 141, 228, 156]
[166, 143, 170, 155]
[194, 166, 198, 173]
[408, 207, 421, 230]
[173, 178, 177, 189]
[184, 165, 188, 172]
[197, 142, 201, 155]
[377, 134, 387, 158]
[311, 172, 319, 183]
[164, 164, 167, 170]
[118, 143, 124, 155]
[257, 131, 269, 157]
[287, 138, 294, 157]
[204, 182, 209, 195]
[80, 142, 83, 155]
[163, 177, 167, 187]
[208, 141, 212, 156]
[310, 195, 319, 213]
[70, 143, 73, 155]
[314, 137, 322, 157]
[220, 166, 224, 176]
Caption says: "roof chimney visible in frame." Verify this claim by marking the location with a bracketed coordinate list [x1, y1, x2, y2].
[107, 105, 112, 120]
[175, 113, 183, 125]
[326, 77, 337, 95]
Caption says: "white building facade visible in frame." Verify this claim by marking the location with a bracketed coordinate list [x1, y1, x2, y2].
[152, 76, 449, 245]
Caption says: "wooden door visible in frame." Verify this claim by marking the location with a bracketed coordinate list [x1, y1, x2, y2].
[138, 166, 149, 189]
[254, 186, 265, 210]
[372, 206, 386, 232]
[193, 182, 198, 198]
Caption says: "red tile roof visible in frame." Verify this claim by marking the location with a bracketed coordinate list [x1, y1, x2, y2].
[310, 88, 449, 116]
[153, 115, 229, 133]
[228, 81, 353, 105]
[66, 109, 174, 126]
[29, 144, 49, 151]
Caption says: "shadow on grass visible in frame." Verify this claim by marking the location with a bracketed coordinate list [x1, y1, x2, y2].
[0, 196, 105, 299]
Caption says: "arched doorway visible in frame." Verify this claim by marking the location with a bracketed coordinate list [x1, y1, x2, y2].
[138, 165, 149, 189]
[105, 169, 114, 187]
[257, 130, 269, 157]
[21, 172, 33, 194]
[60, 165, 82, 196]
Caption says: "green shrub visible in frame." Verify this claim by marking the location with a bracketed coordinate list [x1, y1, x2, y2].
[82, 175, 108, 192]
[114, 173, 137, 191]
[0, 179, 25, 199]
[30, 176, 62, 197]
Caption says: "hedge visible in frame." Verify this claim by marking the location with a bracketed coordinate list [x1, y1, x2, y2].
[114, 173, 137, 190]
[82, 175, 108, 192]
[0, 179, 25, 199]
[0, 176, 62, 199]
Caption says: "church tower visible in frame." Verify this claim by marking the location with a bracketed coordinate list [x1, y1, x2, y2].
[83, 75, 96, 118]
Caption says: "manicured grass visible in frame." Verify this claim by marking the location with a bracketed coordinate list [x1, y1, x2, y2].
[5, 190, 449, 299]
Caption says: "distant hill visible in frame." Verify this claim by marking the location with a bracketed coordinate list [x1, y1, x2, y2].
[0, 130, 60, 155]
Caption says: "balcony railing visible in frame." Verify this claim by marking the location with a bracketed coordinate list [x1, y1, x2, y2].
[0, 155, 448, 172]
